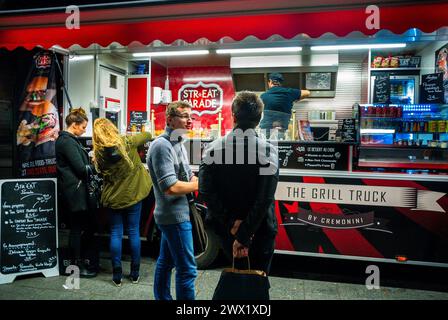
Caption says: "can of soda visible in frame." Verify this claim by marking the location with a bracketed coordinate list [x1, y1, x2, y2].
[429, 121, 437, 132]
[438, 120, 447, 132]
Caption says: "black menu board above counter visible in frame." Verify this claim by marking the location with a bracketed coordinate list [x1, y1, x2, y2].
[129, 111, 148, 131]
[0, 179, 59, 284]
[337, 119, 357, 143]
[420, 73, 444, 104]
[373, 75, 391, 104]
[277, 142, 351, 171]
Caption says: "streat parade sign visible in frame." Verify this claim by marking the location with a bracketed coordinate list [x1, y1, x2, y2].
[178, 81, 223, 116]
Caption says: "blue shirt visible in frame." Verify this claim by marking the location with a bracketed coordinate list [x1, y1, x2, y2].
[147, 127, 193, 225]
[260, 86, 301, 114]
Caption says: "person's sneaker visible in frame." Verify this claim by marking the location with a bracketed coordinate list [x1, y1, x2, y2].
[112, 278, 122, 287]
[112, 266, 122, 287]
[129, 274, 140, 284]
[130, 263, 140, 284]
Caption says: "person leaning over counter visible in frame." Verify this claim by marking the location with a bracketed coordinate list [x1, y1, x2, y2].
[93, 118, 152, 287]
[259, 72, 310, 137]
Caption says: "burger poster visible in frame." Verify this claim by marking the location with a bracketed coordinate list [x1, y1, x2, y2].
[16, 51, 60, 177]
[435, 43, 448, 103]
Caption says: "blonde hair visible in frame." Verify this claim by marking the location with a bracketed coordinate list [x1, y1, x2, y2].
[92, 118, 134, 174]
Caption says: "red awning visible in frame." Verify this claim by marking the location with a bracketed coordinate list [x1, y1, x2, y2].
[0, 2, 447, 50]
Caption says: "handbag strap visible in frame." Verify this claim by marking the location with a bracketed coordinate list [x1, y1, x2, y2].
[232, 256, 251, 271]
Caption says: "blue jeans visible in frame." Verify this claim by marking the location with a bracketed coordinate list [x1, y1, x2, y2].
[108, 201, 142, 269]
[154, 221, 198, 300]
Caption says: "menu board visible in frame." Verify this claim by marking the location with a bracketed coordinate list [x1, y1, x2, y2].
[338, 119, 357, 142]
[305, 73, 332, 90]
[277, 142, 349, 171]
[420, 73, 444, 103]
[373, 75, 391, 104]
[0, 179, 59, 284]
[129, 111, 148, 131]
[105, 111, 119, 128]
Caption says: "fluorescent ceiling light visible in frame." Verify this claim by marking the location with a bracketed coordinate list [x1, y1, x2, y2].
[360, 129, 396, 134]
[217, 47, 302, 54]
[311, 43, 406, 51]
[70, 55, 94, 61]
[133, 50, 209, 57]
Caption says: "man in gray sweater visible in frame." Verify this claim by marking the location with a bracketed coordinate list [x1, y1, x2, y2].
[147, 101, 198, 300]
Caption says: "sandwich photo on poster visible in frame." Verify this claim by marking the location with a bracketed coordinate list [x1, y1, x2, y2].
[435, 43, 448, 103]
[16, 51, 60, 177]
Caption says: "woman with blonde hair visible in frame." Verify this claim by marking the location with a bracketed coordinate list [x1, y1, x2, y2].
[93, 118, 152, 287]
[56, 107, 98, 278]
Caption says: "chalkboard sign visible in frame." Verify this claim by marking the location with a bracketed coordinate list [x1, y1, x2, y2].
[129, 111, 148, 131]
[373, 75, 391, 104]
[0, 179, 59, 284]
[420, 73, 444, 103]
[338, 119, 356, 142]
[105, 111, 118, 127]
[277, 142, 350, 171]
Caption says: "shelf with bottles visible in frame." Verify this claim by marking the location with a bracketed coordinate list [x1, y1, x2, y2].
[128, 60, 150, 75]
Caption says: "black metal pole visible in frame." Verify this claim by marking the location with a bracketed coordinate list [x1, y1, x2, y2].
[52, 51, 73, 111]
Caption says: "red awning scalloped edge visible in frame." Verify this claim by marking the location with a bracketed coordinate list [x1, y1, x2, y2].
[0, 3, 447, 50]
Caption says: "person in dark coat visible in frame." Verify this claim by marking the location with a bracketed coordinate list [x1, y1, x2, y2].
[56, 107, 97, 277]
[199, 91, 279, 277]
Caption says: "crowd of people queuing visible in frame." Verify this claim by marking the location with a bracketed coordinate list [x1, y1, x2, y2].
[56, 90, 279, 300]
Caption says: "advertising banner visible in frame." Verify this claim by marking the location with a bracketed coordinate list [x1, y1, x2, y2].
[16, 51, 60, 177]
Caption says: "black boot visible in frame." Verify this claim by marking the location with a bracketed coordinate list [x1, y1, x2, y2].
[129, 263, 140, 284]
[112, 266, 122, 287]
[76, 259, 97, 278]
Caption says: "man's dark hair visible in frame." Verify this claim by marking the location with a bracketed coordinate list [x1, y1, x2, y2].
[231, 91, 264, 130]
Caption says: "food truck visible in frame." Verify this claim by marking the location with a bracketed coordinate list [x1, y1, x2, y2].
[1, 1, 447, 269]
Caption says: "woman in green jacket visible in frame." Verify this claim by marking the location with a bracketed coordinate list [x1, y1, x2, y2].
[93, 118, 152, 287]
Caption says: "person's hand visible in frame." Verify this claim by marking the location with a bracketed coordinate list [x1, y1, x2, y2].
[190, 175, 198, 183]
[191, 178, 199, 191]
[230, 219, 242, 236]
[233, 240, 248, 258]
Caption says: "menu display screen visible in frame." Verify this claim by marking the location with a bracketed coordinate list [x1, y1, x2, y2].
[305, 73, 332, 90]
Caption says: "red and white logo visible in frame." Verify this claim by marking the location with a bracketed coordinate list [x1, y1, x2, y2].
[178, 81, 223, 116]
[36, 54, 52, 69]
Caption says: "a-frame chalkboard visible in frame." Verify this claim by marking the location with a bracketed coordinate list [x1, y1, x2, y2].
[0, 178, 59, 284]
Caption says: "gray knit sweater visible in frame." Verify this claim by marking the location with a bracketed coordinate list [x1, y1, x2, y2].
[147, 127, 193, 225]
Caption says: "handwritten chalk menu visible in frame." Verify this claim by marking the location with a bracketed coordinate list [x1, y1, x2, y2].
[420, 73, 444, 103]
[277, 142, 349, 171]
[0, 179, 59, 284]
[129, 111, 148, 130]
[338, 119, 356, 142]
[373, 75, 391, 104]
[105, 111, 118, 127]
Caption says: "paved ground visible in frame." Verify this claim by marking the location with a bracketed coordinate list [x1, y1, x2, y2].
[1, 253, 448, 300]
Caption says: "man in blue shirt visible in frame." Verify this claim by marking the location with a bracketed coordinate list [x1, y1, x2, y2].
[259, 73, 310, 138]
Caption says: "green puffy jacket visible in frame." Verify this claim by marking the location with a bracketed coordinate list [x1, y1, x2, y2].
[98, 132, 152, 209]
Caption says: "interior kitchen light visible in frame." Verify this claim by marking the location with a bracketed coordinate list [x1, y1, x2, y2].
[133, 50, 209, 57]
[360, 129, 396, 134]
[311, 43, 406, 51]
[216, 47, 302, 54]
[70, 55, 94, 61]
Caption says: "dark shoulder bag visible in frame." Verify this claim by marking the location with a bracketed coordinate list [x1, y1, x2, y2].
[85, 165, 102, 210]
[178, 163, 208, 256]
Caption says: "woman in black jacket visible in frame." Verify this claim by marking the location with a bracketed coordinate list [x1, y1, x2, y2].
[56, 107, 97, 278]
